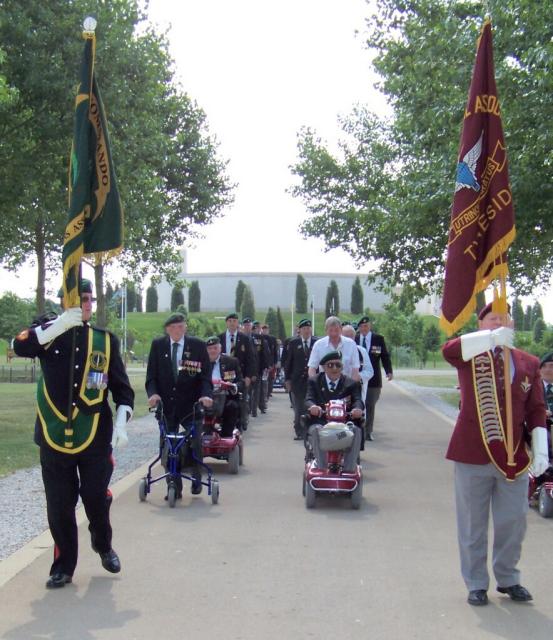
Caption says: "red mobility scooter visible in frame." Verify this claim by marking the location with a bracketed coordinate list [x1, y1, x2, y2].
[302, 399, 363, 509]
[202, 380, 244, 474]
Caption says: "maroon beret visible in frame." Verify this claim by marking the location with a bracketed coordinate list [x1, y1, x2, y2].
[478, 301, 511, 320]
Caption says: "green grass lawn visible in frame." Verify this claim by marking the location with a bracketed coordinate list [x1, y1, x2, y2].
[396, 374, 458, 388]
[441, 392, 461, 409]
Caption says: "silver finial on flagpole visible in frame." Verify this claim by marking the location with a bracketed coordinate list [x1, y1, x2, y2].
[83, 16, 97, 33]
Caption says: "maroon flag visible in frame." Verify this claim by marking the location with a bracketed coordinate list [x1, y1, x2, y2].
[440, 20, 515, 336]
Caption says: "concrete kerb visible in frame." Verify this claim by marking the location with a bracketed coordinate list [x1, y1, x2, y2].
[390, 380, 456, 427]
[0, 454, 156, 589]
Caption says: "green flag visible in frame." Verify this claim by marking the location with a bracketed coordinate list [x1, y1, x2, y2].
[62, 31, 122, 307]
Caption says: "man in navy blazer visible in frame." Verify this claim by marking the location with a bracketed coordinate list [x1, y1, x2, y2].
[146, 314, 212, 495]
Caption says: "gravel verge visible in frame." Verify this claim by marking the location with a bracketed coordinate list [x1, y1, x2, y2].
[0, 413, 158, 561]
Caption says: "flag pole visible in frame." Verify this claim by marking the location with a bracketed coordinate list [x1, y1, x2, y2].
[499, 274, 515, 469]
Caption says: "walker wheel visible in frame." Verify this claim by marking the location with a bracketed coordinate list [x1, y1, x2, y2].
[228, 446, 239, 474]
[211, 480, 220, 505]
[167, 484, 177, 508]
[138, 478, 147, 502]
[239, 443, 244, 466]
[538, 485, 553, 518]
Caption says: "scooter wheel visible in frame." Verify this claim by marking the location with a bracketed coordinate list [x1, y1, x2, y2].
[305, 481, 316, 509]
[538, 485, 553, 518]
[302, 473, 306, 497]
[238, 443, 244, 466]
[228, 447, 239, 474]
[351, 476, 363, 510]
[138, 478, 148, 502]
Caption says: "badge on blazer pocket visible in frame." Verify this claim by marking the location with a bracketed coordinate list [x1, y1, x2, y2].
[520, 376, 531, 393]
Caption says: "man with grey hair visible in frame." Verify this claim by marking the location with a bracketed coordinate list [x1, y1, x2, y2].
[308, 316, 360, 380]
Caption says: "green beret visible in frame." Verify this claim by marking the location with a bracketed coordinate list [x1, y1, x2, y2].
[205, 336, 221, 346]
[298, 319, 311, 328]
[320, 350, 342, 366]
[358, 316, 371, 325]
[540, 352, 553, 367]
[164, 313, 186, 327]
[242, 317, 252, 324]
[58, 278, 94, 298]
[225, 313, 239, 321]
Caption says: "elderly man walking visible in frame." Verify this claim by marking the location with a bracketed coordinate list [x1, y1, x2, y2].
[307, 316, 360, 380]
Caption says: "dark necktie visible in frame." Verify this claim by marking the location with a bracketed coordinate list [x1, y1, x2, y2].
[171, 342, 179, 381]
[329, 380, 336, 392]
[362, 336, 367, 350]
[230, 334, 235, 355]
[303, 340, 308, 355]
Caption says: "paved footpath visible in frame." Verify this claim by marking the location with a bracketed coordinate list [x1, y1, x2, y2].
[1, 384, 552, 639]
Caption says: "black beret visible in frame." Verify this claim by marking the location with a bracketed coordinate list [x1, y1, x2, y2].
[358, 316, 371, 325]
[164, 313, 186, 327]
[320, 350, 342, 366]
[225, 313, 238, 321]
[478, 301, 511, 320]
[341, 321, 352, 327]
[540, 352, 553, 367]
[298, 318, 311, 328]
[205, 336, 221, 346]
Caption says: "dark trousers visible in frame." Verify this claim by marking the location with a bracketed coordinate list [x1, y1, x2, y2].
[259, 378, 268, 411]
[40, 445, 114, 577]
[364, 387, 381, 436]
[250, 378, 261, 416]
[290, 381, 307, 437]
[221, 399, 241, 437]
[240, 389, 250, 429]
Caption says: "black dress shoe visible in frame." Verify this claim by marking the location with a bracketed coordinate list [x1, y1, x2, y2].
[294, 435, 303, 440]
[366, 434, 374, 441]
[497, 584, 533, 601]
[46, 573, 72, 589]
[467, 590, 488, 606]
[99, 549, 121, 573]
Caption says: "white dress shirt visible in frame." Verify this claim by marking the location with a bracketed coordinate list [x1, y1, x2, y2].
[308, 336, 360, 377]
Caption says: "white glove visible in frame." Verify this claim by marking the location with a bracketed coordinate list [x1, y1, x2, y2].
[530, 427, 550, 477]
[111, 405, 133, 449]
[35, 308, 83, 345]
[460, 330, 493, 361]
[491, 327, 514, 349]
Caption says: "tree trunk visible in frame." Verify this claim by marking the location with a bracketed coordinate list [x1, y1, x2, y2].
[35, 217, 46, 315]
[94, 262, 107, 328]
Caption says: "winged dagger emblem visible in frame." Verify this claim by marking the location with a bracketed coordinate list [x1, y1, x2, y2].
[520, 376, 531, 393]
[455, 131, 483, 192]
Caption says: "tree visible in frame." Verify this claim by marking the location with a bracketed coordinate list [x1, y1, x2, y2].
[265, 307, 278, 334]
[511, 298, 524, 331]
[0, 293, 34, 341]
[171, 286, 184, 312]
[325, 280, 340, 317]
[276, 306, 287, 341]
[240, 286, 255, 321]
[291, 1, 553, 298]
[126, 282, 137, 312]
[105, 282, 114, 304]
[188, 281, 201, 312]
[533, 318, 546, 344]
[295, 274, 308, 314]
[351, 277, 364, 314]
[524, 305, 533, 332]
[235, 280, 246, 313]
[146, 285, 158, 312]
[532, 301, 544, 325]
[423, 324, 442, 367]
[0, 0, 234, 316]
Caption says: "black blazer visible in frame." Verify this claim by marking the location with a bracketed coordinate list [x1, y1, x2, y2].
[218, 331, 255, 379]
[214, 354, 244, 394]
[284, 336, 318, 389]
[305, 373, 363, 411]
[146, 335, 212, 425]
[356, 332, 392, 388]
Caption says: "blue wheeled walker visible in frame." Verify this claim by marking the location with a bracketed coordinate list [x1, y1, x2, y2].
[138, 401, 220, 508]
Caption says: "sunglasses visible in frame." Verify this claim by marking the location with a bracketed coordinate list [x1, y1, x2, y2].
[325, 362, 343, 369]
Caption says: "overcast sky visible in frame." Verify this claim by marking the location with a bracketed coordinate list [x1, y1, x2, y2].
[1, 0, 551, 320]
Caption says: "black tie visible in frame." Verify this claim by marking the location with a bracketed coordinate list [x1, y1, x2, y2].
[171, 342, 179, 381]
[362, 336, 367, 350]
[329, 381, 336, 392]
[230, 334, 235, 355]
[303, 340, 308, 354]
